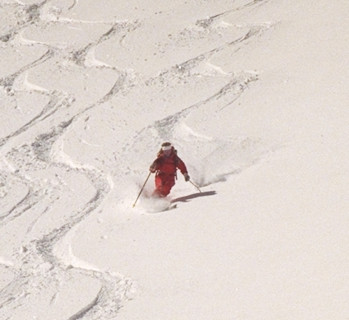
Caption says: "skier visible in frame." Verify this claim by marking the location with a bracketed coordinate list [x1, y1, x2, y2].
[149, 142, 190, 197]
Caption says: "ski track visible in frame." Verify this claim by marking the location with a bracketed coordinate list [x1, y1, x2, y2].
[0, 0, 275, 319]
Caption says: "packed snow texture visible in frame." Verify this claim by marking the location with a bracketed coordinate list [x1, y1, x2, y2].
[0, 0, 348, 319]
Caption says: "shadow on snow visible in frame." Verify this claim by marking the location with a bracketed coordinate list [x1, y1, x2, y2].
[170, 191, 216, 203]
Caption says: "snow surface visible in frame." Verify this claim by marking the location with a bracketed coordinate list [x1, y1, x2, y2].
[0, 0, 348, 319]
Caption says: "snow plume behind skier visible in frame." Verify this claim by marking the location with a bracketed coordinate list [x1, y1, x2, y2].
[149, 142, 190, 198]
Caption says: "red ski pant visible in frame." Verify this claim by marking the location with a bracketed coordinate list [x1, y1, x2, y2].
[154, 173, 176, 197]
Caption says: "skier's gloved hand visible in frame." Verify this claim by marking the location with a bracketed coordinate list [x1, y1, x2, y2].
[184, 173, 190, 182]
[149, 166, 156, 173]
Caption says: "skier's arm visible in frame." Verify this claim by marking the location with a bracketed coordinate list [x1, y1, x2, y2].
[177, 157, 190, 181]
[149, 158, 160, 173]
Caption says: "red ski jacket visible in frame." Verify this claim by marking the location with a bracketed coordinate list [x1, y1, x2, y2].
[150, 149, 188, 176]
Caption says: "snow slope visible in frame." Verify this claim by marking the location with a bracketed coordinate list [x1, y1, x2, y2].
[0, 0, 348, 319]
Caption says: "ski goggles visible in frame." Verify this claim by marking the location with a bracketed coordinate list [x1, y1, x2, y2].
[162, 144, 172, 151]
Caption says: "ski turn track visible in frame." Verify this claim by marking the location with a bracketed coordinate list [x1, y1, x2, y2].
[0, 3, 136, 318]
[0, 123, 136, 319]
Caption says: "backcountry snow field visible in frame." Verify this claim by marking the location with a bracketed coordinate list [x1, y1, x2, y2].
[0, 0, 348, 319]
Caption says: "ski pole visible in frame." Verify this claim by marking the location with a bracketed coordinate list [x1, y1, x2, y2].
[133, 172, 151, 208]
[189, 180, 202, 193]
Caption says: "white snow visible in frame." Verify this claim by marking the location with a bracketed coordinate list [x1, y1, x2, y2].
[0, 0, 348, 319]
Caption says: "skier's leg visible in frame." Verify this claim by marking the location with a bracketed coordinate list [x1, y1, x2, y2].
[153, 175, 166, 197]
[161, 176, 175, 196]
[153, 175, 175, 197]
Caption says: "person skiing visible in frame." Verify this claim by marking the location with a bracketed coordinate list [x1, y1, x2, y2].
[149, 142, 190, 197]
